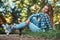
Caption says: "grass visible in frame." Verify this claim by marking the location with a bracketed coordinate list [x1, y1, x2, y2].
[22, 29, 60, 39]
[0, 28, 60, 39]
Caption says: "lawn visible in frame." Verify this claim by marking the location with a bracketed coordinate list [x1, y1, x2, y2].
[0, 28, 60, 39]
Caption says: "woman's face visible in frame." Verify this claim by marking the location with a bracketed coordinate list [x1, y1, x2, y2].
[42, 6, 49, 13]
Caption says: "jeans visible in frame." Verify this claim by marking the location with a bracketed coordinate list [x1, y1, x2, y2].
[30, 17, 39, 27]
[12, 22, 41, 32]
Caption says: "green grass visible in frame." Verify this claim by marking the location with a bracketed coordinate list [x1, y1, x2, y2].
[0, 28, 5, 34]
[0, 28, 60, 39]
[22, 29, 60, 39]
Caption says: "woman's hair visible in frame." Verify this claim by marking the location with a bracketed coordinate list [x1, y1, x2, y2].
[45, 4, 53, 15]
[45, 4, 53, 26]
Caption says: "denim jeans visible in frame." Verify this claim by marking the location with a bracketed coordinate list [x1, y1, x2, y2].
[12, 22, 41, 32]
[30, 17, 39, 27]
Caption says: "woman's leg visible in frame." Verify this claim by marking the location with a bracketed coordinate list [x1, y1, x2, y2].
[3, 21, 41, 35]
[12, 21, 41, 32]
[31, 17, 39, 27]
[28, 22, 41, 32]
[11, 22, 41, 32]
[14, 22, 41, 32]
[10, 22, 27, 31]
[2, 22, 27, 35]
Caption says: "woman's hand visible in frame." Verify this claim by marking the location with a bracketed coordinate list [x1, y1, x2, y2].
[26, 20, 30, 24]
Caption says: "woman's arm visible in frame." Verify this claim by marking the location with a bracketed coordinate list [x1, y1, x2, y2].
[26, 13, 39, 24]
[45, 14, 52, 29]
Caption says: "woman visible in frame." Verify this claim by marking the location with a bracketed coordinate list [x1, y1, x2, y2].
[2, 4, 52, 35]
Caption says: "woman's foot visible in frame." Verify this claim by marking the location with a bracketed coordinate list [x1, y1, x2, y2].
[2, 24, 11, 35]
